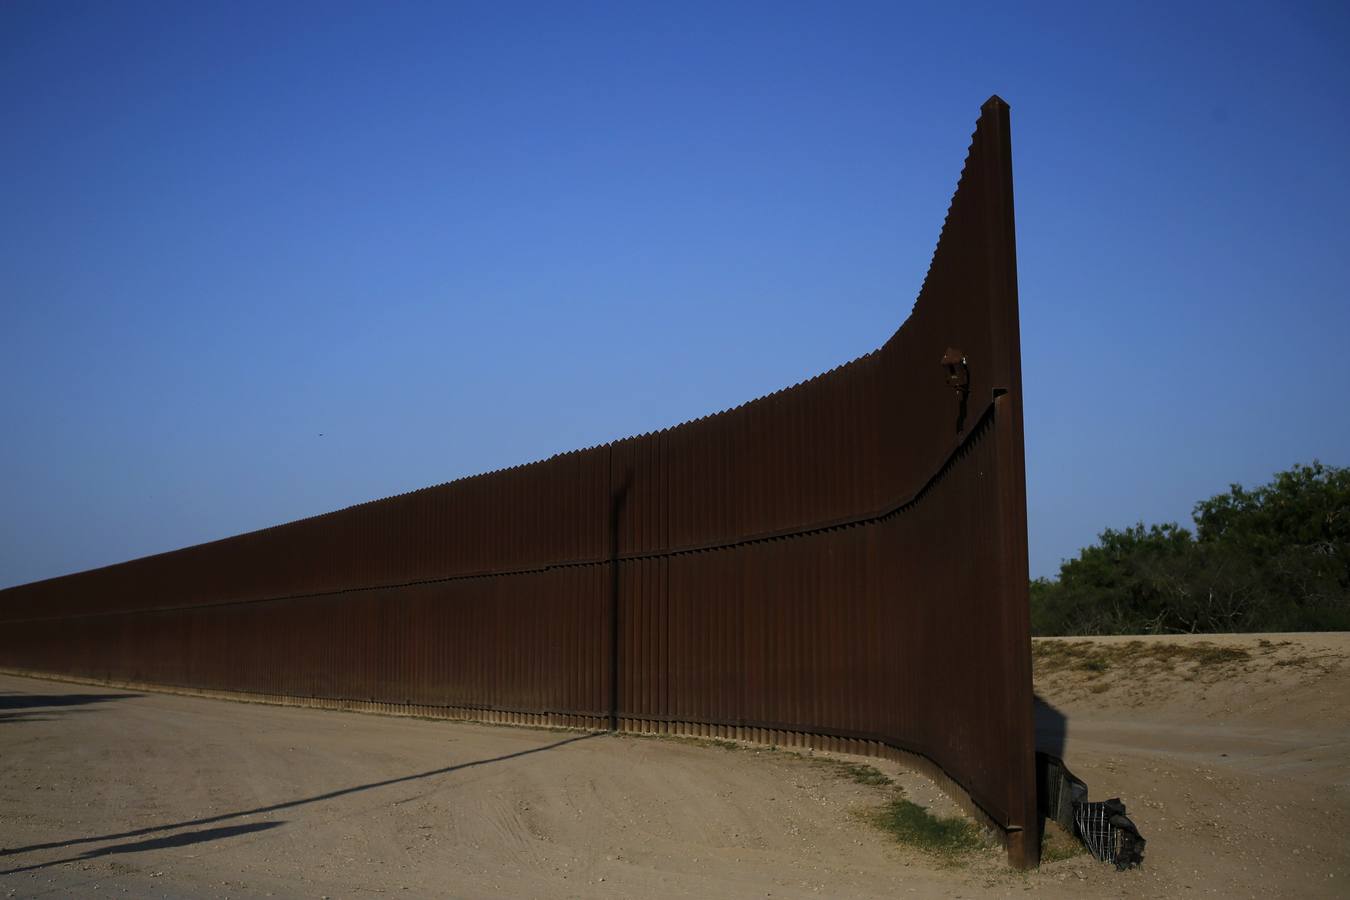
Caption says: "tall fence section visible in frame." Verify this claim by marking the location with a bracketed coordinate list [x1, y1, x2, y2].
[0, 97, 1038, 866]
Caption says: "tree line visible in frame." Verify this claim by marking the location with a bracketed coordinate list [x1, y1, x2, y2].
[1030, 462, 1349, 635]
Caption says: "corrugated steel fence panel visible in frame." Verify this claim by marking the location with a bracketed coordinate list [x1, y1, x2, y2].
[0, 97, 1037, 866]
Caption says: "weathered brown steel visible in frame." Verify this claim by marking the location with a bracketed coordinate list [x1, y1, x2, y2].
[0, 97, 1038, 866]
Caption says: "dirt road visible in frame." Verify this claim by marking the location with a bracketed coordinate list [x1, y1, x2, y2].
[1031, 632, 1349, 897]
[2, 632, 1347, 898]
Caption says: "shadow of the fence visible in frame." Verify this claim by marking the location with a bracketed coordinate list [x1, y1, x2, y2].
[1034, 693, 1067, 759]
[0, 821, 285, 876]
[1033, 693, 1071, 863]
[0, 731, 601, 866]
[0, 691, 142, 711]
[0, 690, 142, 727]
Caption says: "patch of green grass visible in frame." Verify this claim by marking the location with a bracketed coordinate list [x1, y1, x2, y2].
[1033, 639, 1251, 678]
[1039, 820, 1086, 863]
[703, 738, 741, 751]
[1187, 644, 1251, 666]
[638, 733, 745, 752]
[869, 798, 983, 859]
[1272, 653, 1343, 672]
[1080, 656, 1109, 674]
[811, 758, 893, 786]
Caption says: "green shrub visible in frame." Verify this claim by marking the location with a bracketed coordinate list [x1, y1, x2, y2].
[1032, 462, 1349, 635]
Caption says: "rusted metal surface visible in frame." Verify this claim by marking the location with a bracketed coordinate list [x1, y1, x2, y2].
[0, 97, 1037, 866]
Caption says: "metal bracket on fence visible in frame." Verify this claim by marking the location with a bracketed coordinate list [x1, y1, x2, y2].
[941, 348, 970, 393]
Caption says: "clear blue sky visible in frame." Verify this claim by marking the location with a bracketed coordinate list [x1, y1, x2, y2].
[3, 1, 1348, 588]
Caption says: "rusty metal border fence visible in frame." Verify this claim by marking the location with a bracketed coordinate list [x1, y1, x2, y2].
[0, 98, 1038, 866]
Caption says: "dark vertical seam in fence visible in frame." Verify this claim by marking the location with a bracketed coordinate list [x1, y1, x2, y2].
[607, 446, 621, 731]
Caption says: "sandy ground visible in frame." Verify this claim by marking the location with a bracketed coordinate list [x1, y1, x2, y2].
[1, 632, 1346, 899]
